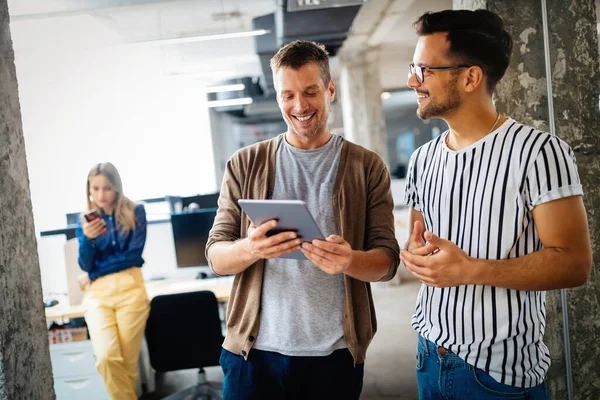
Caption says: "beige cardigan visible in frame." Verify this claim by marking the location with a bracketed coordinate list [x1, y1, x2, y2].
[206, 134, 400, 364]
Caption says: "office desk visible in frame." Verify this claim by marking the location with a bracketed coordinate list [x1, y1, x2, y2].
[46, 276, 233, 398]
[46, 276, 233, 321]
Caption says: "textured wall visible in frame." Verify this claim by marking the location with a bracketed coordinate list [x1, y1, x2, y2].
[339, 47, 389, 166]
[454, 1, 600, 399]
[0, 0, 56, 398]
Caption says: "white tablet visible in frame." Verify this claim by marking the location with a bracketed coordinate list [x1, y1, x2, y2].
[238, 199, 325, 260]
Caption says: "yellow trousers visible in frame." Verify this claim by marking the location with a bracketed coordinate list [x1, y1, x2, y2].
[83, 267, 150, 400]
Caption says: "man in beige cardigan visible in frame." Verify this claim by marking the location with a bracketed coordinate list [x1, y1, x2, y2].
[206, 40, 400, 400]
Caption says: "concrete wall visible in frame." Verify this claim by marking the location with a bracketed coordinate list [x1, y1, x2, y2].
[0, 0, 55, 398]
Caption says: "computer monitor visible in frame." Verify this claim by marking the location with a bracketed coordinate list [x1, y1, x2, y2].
[166, 192, 219, 214]
[170, 209, 217, 267]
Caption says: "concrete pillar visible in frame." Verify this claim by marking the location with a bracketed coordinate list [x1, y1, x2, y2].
[0, 1, 55, 398]
[454, 1, 600, 399]
[338, 47, 389, 166]
[328, 70, 345, 138]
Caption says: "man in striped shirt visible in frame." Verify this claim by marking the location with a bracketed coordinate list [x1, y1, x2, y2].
[401, 9, 592, 399]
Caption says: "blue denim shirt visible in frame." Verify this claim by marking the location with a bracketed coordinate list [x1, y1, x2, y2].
[76, 204, 146, 281]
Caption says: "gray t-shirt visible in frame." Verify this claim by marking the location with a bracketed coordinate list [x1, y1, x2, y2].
[253, 134, 346, 357]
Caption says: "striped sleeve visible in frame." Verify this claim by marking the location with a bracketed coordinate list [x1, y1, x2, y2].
[523, 136, 583, 211]
[404, 149, 421, 211]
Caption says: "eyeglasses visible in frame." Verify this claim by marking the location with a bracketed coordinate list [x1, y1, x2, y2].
[408, 63, 473, 83]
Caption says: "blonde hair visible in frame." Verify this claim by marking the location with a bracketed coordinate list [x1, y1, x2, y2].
[86, 162, 137, 234]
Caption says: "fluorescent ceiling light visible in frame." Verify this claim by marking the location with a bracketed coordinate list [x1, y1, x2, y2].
[207, 97, 253, 108]
[204, 83, 245, 93]
[136, 29, 270, 46]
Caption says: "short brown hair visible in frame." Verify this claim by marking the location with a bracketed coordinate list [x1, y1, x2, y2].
[270, 40, 331, 88]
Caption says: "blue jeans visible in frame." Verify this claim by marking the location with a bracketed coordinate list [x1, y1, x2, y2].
[416, 335, 549, 399]
[220, 347, 364, 400]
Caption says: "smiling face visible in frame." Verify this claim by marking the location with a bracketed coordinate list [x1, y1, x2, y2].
[275, 61, 335, 145]
[407, 32, 464, 120]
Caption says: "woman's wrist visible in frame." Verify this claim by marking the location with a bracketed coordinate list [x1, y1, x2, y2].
[83, 235, 96, 246]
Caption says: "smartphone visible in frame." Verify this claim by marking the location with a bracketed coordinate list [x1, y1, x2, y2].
[84, 209, 101, 223]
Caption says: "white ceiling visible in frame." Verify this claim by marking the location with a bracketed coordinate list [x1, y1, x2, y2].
[8, 0, 278, 81]
[7, 0, 450, 88]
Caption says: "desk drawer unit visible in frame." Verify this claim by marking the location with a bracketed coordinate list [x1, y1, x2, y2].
[50, 340, 110, 399]
[54, 374, 108, 400]
[50, 341, 97, 378]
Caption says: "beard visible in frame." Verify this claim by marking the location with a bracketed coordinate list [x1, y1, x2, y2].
[417, 76, 461, 120]
[286, 101, 330, 139]
[288, 118, 322, 139]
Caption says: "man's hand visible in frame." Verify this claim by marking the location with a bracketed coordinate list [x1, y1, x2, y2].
[301, 235, 353, 275]
[244, 219, 302, 260]
[401, 231, 475, 288]
[407, 220, 437, 256]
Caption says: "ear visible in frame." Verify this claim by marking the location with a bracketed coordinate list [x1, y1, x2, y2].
[463, 65, 485, 93]
[273, 72, 282, 103]
[328, 79, 335, 102]
[275, 90, 282, 106]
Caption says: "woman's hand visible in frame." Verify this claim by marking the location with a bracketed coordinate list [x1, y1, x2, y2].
[82, 216, 106, 239]
[78, 273, 91, 291]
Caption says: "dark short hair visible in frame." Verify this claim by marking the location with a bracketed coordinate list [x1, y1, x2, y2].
[270, 40, 331, 88]
[414, 9, 513, 93]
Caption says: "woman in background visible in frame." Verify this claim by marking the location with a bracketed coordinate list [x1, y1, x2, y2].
[77, 162, 149, 400]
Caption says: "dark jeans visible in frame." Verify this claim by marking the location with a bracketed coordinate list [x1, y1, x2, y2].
[416, 335, 549, 399]
[220, 347, 364, 400]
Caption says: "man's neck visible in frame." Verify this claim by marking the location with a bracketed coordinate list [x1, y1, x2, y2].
[444, 102, 505, 151]
[285, 129, 332, 150]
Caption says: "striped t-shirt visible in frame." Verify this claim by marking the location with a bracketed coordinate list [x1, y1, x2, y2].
[404, 118, 583, 388]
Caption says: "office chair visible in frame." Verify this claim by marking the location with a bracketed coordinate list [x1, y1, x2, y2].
[145, 290, 224, 400]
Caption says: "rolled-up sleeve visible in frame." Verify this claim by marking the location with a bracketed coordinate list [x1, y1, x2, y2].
[205, 154, 245, 272]
[365, 157, 400, 282]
